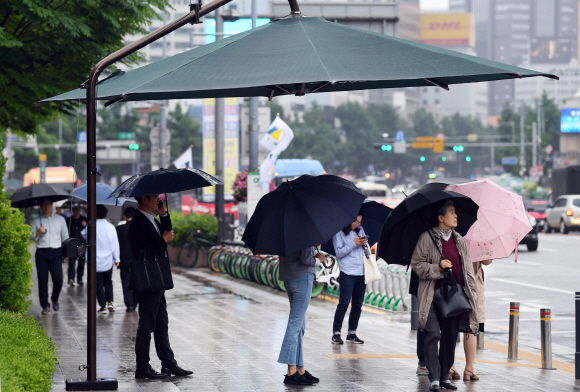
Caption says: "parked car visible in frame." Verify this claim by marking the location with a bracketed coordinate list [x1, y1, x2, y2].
[524, 199, 548, 231]
[520, 213, 539, 251]
[544, 194, 580, 234]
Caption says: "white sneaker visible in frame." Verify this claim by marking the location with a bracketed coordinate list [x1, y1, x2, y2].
[98, 306, 108, 314]
[107, 302, 116, 312]
[417, 364, 429, 375]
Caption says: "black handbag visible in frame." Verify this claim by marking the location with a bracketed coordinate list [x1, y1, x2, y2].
[130, 248, 174, 295]
[433, 265, 471, 318]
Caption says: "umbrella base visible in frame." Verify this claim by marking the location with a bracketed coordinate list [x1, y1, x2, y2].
[65, 378, 118, 391]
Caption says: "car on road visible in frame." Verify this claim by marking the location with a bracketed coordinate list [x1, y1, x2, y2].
[544, 194, 580, 234]
[524, 199, 548, 231]
[520, 213, 539, 251]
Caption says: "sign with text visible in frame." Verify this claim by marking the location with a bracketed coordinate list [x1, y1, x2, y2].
[420, 13, 475, 47]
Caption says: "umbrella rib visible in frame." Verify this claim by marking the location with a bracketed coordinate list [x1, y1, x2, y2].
[297, 18, 333, 82]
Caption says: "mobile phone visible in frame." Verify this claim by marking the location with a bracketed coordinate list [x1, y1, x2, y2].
[158, 200, 164, 209]
[361, 235, 369, 240]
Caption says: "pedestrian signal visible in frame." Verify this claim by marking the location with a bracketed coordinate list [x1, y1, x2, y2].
[453, 145, 464, 152]
[381, 144, 393, 152]
[128, 144, 140, 150]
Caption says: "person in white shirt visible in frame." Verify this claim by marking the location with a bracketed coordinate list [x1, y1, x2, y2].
[30, 198, 69, 315]
[82, 205, 120, 314]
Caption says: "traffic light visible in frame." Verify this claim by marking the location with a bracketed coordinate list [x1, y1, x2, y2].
[453, 145, 464, 152]
[465, 156, 471, 162]
[381, 144, 392, 152]
[128, 143, 140, 150]
[420, 156, 426, 162]
[441, 157, 447, 162]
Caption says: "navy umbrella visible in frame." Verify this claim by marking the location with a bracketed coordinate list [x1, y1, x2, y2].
[321, 199, 392, 256]
[107, 168, 220, 199]
[71, 183, 134, 206]
[410, 178, 473, 196]
[10, 183, 70, 208]
[377, 189, 478, 266]
[242, 175, 366, 256]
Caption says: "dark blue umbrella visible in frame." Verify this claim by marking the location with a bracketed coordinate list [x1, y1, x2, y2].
[71, 183, 133, 206]
[107, 168, 220, 199]
[10, 183, 70, 208]
[242, 175, 366, 256]
[321, 199, 392, 256]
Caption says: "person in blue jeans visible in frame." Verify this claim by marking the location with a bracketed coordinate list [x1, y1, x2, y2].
[278, 246, 325, 386]
[332, 212, 367, 344]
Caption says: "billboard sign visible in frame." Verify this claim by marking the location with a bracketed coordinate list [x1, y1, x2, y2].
[420, 13, 475, 47]
[561, 108, 580, 133]
[530, 37, 571, 64]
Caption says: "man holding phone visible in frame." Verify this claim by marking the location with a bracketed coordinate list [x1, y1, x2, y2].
[129, 194, 192, 380]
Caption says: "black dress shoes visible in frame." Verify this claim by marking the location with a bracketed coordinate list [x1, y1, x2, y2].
[440, 380, 458, 390]
[161, 366, 193, 376]
[135, 368, 168, 379]
[52, 301, 59, 311]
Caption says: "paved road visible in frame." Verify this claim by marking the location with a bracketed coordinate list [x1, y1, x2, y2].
[483, 232, 580, 365]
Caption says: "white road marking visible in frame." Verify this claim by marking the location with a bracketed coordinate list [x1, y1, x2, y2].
[487, 278, 575, 295]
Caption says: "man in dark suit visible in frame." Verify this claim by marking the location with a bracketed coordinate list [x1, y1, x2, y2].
[128, 194, 193, 380]
[116, 206, 137, 312]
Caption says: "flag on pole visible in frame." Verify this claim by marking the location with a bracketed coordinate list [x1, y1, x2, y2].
[172, 146, 193, 169]
[260, 115, 294, 152]
[258, 150, 279, 193]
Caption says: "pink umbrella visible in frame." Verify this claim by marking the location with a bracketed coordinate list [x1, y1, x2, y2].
[446, 178, 532, 262]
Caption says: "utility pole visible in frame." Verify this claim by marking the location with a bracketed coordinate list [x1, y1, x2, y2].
[248, 0, 259, 170]
[215, 10, 225, 243]
[160, 13, 168, 169]
[519, 105, 526, 177]
[532, 122, 537, 168]
[58, 118, 63, 166]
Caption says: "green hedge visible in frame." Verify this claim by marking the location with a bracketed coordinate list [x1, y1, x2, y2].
[0, 311, 57, 392]
[171, 212, 218, 248]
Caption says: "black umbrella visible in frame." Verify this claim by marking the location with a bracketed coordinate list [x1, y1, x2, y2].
[321, 199, 392, 256]
[377, 189, 478, 266]
[107, 168, 221, 199]
[410, 178, 473, 195]
[242, 175, 366, 256]
[10, 183, 70, 208]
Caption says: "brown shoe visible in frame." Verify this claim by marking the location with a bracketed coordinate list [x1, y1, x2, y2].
[449, 368, 460, 380]
[463, 369, 479, 381]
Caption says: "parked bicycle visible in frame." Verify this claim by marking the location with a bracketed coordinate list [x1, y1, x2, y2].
[178, 229, 218, 268]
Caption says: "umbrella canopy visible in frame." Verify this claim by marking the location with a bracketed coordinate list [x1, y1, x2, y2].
[321, 199, 392, 256]
[10, 183, 71, 208]
[411, 178, 473, 195]
[37, 16, 557, 106]
[242, 175, 366, 256]
[446, 179, 532, 262]
[71, 183, 134, 206]
[377, 189, 478, 266]
[107, 168, 220, 199]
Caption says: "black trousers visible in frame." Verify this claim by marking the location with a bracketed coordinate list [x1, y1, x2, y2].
[424, 304, 461, 383]
[35, 248, 63, 309]
[67, 258, 85, 283]
[135, 291, 177, 372]
[96, 268, 114, 307]
[119, 268, 136, 308]
[332, 272, 366, 333]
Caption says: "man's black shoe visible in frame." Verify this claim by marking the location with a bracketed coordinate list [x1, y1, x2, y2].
[332, 334, 344, 344]
[283, 372, 313, 385]
[135, 369, 167, 379]
[126, 307, 135, 312]
[303, 370, 319, 383]
[440, 380, 457, 390]
[52, 302, 59, 311]
[41, 307, 50, 315]
[346, 334, 364, 344]
[77, 281, 84, 286]
[161, 366, 193, 376]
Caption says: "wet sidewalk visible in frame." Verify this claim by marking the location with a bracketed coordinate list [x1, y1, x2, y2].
[30, 262, 579, 392]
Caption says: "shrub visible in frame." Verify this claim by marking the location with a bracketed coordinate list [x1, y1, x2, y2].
[232, 168, 276, 204]
[171, 212, 218, 248]
[0, 310, 57, 392]
[0, 142, 32, 313]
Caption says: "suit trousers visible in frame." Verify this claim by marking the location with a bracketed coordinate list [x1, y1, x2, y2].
[424, 304, 461, 383]
[96, 267, 114, 307]
[35, 248, 63, 309]
[135, 291, 177, 372]
[119, 267, 136, 308]
[67, 258, 85, 283]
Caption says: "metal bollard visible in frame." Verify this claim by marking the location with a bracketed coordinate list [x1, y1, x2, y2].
[477, 332, 484, 350]
[540, 308, 554, 369]
[508, 302, 519, 359]
[576, 292, 580, 379]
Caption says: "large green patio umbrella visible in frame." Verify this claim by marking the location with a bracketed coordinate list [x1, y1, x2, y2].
[37, 15, 556, 106]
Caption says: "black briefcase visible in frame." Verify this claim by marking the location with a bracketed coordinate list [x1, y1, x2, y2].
[130, 249, 174, 295]
[432, 270, 471, 318]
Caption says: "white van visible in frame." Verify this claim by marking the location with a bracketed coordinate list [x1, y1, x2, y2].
[356, 181, 389, 203]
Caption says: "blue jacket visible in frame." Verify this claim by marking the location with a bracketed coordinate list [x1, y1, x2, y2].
[332, 226, 366, 276]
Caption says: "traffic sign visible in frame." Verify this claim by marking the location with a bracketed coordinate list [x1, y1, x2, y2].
[537, 163, 544, 172]
[118, 132, 135, 140]
[77, 131, 87, 143]
[433, 138, 444, 153]
[394, 131, 406, 142]
[529, 166, 538, 177]
[501, 157, 518, 165]
[394, 141, 406, 154]
[416, 136, 434, 142]
[435, 133, 445, 140]
[412, 142, 434, 149]
[39, 154, 47, 161]
[545, 144, 553, 155]
[467, 133, 478, 142]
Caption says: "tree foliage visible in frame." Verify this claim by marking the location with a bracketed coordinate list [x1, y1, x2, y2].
[168, 103, 202, 160]
[0, 0, 171, 134]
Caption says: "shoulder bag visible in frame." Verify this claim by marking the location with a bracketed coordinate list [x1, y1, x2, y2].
[432, 258, 471, 318]
[130, 247, 174, 295]
[363, 244, 381, 284]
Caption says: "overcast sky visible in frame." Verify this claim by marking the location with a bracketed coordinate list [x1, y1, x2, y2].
[421, 0, 449, 11]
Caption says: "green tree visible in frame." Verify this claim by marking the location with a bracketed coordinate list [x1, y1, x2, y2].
[0, 0, 171, 134]
[168, 103, 202, 160]
[0, 141, 32, 312]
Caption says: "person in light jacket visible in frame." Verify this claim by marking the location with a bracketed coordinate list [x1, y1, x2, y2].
[411, 200, 478, 392]
[331, 212, 367, 345]
[277, 246, 326, 386]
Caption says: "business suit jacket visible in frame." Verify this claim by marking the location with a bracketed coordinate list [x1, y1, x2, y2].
[128, 210, 172, 261]
[116, 220, 133, 269]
